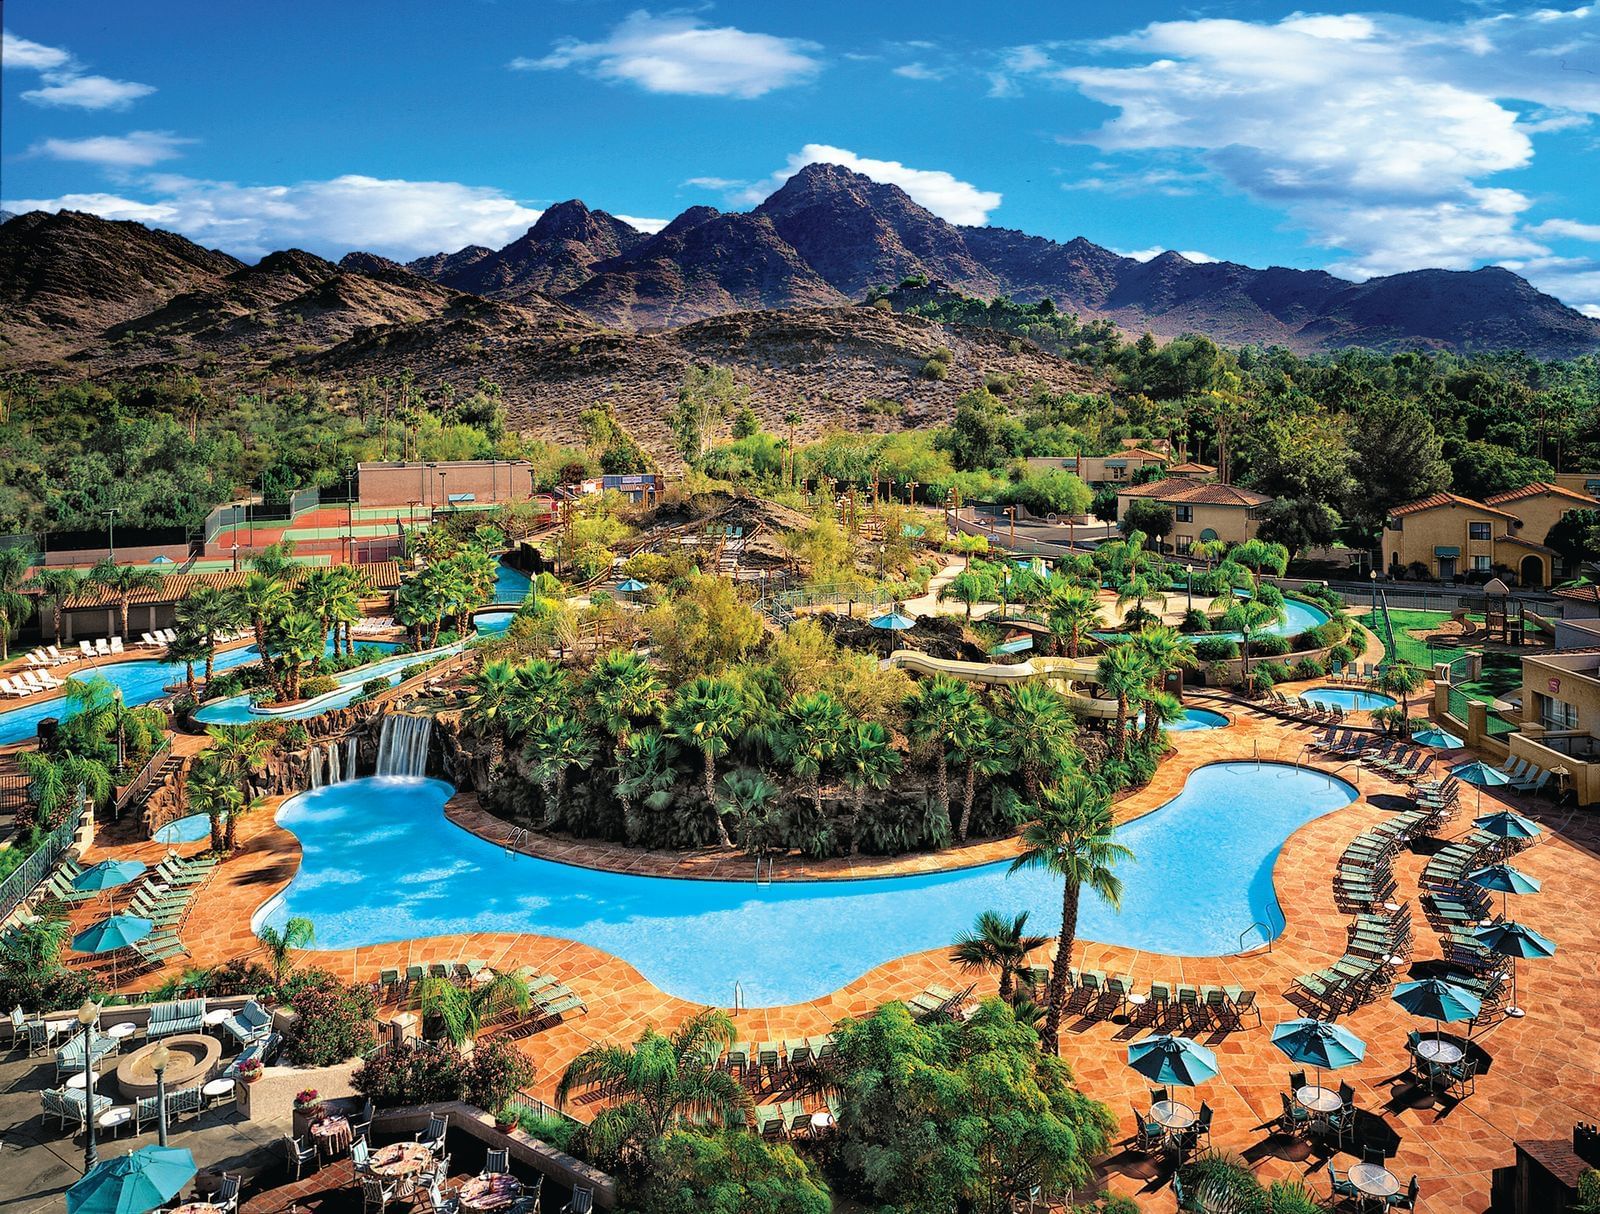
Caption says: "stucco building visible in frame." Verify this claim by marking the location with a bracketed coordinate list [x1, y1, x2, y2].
[357, 460, 539, 509]
[1114, 478, 1272, 553]
[1382, 483, 1599, 586]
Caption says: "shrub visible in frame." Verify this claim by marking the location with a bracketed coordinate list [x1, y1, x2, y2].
[1251, 634, 1292, 657]
[208, 672, 244, 700]
[354, 1042, 466, 1107]
[931, 346, 955, 364]
[920, 359, 948, 381]
[299, 676, 339, 698]
[464, 1037, 535, 1111]
[1179, 608, 1210, 633]
[1203, 660, 1235, 688]
[401, 662, 434, 681]
[361, 676, 391, 698]
[284, 970, 376, 1067]
[1259, 660, 1292, 683]
[1327, 643, 1357, 667]
[1193, 637, 1238, 662]
[508, 1106, 582, 1155]
[1292, 658, 1326, 680]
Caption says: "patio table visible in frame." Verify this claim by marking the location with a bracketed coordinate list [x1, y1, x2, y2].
[1295, 1085, 1342, 1114]
[106, 1022, 138, 1050]
[1415, 1039, 1464, 1065]
[369, 1142, 434, 1179]
[459, 1173, 521, 1212]
[1151, 1100, 1196, 1131]
[309, 1114, 352, 1157]
[1349, 1161, 1400, 1207]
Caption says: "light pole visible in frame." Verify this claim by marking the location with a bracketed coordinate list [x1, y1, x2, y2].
[151, 1040, 171, 1147]
[1186, 564, 1194, 614]
[1370, 569, 1378, 620]
[105, 508, 118, 562]
[439, 470, 449, 513]
[77, 999, 100, 1172]
[113, 686, 126, 776]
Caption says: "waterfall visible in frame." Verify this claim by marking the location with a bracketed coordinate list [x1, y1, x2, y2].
[344, 735, 358, 782]
[376, 713, 433, 778]
[325, 740, 342, 785]
[308, 747, 325, 789]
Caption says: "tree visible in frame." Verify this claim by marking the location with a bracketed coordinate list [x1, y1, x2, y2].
[525, 715, 597, 824]
[1218, 597, 1284, 679]
[28, 566, 83, 652]
[174, 584, 239, 684]
[556, 1009, 748, 1167]
[1095, 644, 1150, 760]
[265, 609, 325, 701]
[1232, 538, 1289, 581]
[234, 572, 289, 699]
[644, 575, 765, 679]
[674, 366, 748, 464]
[1239, 412, 1355, 558]
[666, 677, 746, 847]
[1009, 781, 1130, 1054]
[418, 971, 532, 1047]
[1451, 440, 1555, 501]
[1547, 509, 1600, 579]
[1045, 585, 1101, 659]
[998, 683, 1076, 801]
[502, 660, 570, 744]
[166, 626, 210, 700]
[255, 916, 315, 988]
[585, 650, 666, 814]
[937, 569, 990, 620]
[87, 559, 163, 643]
[950, 705, 1007, 843]
[462, 658, 520, 776]
[0, 548, 34, 663]
[773, 691, 848, 819]
[952, 910, 1048, 1003]
[1257, 495, 1342, 559]
[186, 757, 245, 854]
[905, 675, 975, 817]
[1349, 396, 1449, 540]
[721, 769, 784, 864]
[1377, 659, 1425, 721]
[201, 724, 272, 849]
[645, 1128, 830, 1214]
[1119, 499, 1173, 551]
[1130, 625, 1196, 748]
[16, 750, 110, 831]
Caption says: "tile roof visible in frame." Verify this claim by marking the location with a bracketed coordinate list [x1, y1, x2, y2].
[1494, 535, 1556, 554]
[1113, 447, 1171, 461]
[1484, 481, 1600, 508]
[1117, 478, 1272, 507]
[36, 561, 403, 611]
[1386, 491, 1522, 522]
[1167, 461, 1217, 474]
[1554, 584, 1600, 605]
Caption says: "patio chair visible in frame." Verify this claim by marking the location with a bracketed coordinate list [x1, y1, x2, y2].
[1278, 1092, 1311, 1137]
[417, 1113, 448, 1155]
[1222, 986, 1262, 1026]
[1327, 1163, 1360, 1205]
[284, 1133, 318, 1181]
[753, 1104, 784, 1138]
[94, 639, 111, 657]
[166, 1085, 203, 1121]
[424, 1182, 460, 1214]
[1179, 1102, 1212, 1154]
[210, 1174, 241, 1214]
[1130, 1102, 1163, 1153]
[109, 637, 125, 654]
[562, 1184, 595, 1214]
[135, 1094, 163, 1134]
[351, 1136, 372, 1173]
[79, 641, 95, 659]
[362, 1175, 399, 1214]
[221, 999, 274, 1047]
[1389, 1176, 1419, 1209]
[481, 1147, 509, 1177]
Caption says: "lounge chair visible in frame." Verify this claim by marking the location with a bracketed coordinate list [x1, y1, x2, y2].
[80, 641, 95, 659]
[109, 637, 125, 654]
[94, 639, 112, 657]
[221, 999, 274, 1046]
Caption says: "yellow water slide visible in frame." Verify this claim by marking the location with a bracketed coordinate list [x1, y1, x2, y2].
[880, 649, 1119, 719]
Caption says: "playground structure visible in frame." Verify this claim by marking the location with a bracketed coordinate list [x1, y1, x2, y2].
[882, 649, 1120, 720]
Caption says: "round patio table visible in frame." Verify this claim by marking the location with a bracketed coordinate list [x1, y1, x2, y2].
[1349, 1161, 1400, 1200]
[809, 1111, 834, 1134]
[98, 1106, 133, 1137]
[458, 1174, 521, 1212]
[310, 1114, 352, 1156]
[369, 1142, 434, 1179]
[202, 1008, 233, 1034]
[1150, 1101, 1196, 1130]
[1295, 1085, 1342, 1114]
[65, 1071, 98, 1090]
[1415, 1039, 1463, 1065]
[106, 1022, 138, 1050]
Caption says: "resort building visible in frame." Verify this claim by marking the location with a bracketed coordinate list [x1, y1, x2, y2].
[1113, 478, 1273, 553]
[356, 459, 541, 509]
[1382, 483, 1599, 586]
[577, 473, 666, 504]
[1510, 648, 1600, 806]
[1025, 446, 1171, 488]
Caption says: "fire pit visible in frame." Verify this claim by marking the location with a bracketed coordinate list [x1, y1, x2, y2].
[115, 1033, 221, 1100]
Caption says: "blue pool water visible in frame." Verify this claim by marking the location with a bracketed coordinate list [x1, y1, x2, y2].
[1190, 597, 1330, 643]
[153, 813, 212, 844]
[194, 644, 431, 725]
[1167, 707, 1231, 731]
[493, 560, 532, 605]
[259, 761, 1356, 1007]
[1299, 686, 1397, 713]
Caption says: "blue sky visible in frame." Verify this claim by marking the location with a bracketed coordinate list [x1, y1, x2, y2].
[4, 1, 1599, 313]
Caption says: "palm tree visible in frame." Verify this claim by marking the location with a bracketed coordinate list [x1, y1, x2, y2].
[166, 627, 210, 700]
[1009, 781, 1130, 1053]
[234, 573, 289, 698]
[784, 409, 803, 485]
[1378, 659, 1425, 722]
[1219, 597, 1283, 680]
[1233, 538, 1289, 582]
[266, 610, 325, 700]
[839, 720, 901, 841]
[951, 705, 1008, 842]
[556, 1009, 748, 1163]
[905, 675, 975, 817]
[617, 728, 679, 838]
[1131, 625, 1196, 748]
[524, 715, 596, 824]
[1046, 585, 1101, 659]
[395, 578, 433, 649]
[773, 691, 849, 819]
[16, 750, 111, 830]
[938, 569, 990, 619]
[88, 559, 163, 642]
[503, 660, 570, 744]
[666, 676, 746, 848]
[185, 758, 242, 853]
[1096, 643, 1151, 759]
[1116, 571, 1167, 628]
[174, 584, 238, 684]
[951, 910, 1048, 1002]
[203, 724, 272, 849]
[721, 769, 784, 864]
[255, 916, 315, 988]
[998, 683, 1075, 800]
[28, 566, 83, 651]
[463, 659, 520, 775]
[0, 548, 35, 662]
[585, 650, 665, 813]
[417, 971, 532, 1047]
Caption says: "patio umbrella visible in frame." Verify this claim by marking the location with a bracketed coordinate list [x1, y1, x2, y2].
[1468, 862, 1540, 919]
[70, 860, 147, 893]
[1271, 1018, 1366, 1093]
[1473, 809, 1542, 844]
[1472, 921, 1556, 1019]
[1410, 727, 1463, 749]
[67, 1145, 196, 1214]
[1392, 977, 1482, 1046]
[616, 577, 646, 598]
[869, 608, 916, 657]
[1126, 1035, 1219, 1087]
[71, 913, 153, 992]
[1452, 760, 1513, 787]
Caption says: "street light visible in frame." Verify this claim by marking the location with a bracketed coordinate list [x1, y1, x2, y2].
[104, 508, 118, 562]
[113, 686, 126, 776]
[1186, 564, 1194, 614]
[439, 469, 449, 512]
[77, 999, 100, 1172]
[1370, 569, 1378, 619]
[151, 1040, 171, 1147]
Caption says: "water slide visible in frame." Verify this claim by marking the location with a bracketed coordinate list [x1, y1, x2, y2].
[881, 649, 1120, 719]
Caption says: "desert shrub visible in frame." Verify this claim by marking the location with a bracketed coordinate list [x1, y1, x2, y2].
[284, 970, 376, 1067]
[920, 359, 949, 382]
[1193, 637, 1238, 661]
[299, 676, 339, 698]
[1292, 658, 1326, 680]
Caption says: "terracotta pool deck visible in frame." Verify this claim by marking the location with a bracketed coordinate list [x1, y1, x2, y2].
[62, 699, 1600, 1213]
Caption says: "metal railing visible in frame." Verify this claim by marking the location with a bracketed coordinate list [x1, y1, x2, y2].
[510, 1089, 582, 1126]
[755, 582, 897, 625]
[113, 734, 174, 820]
[0, 788, 85, 923]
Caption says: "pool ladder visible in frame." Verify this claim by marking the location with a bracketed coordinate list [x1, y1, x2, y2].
[1239, 921, 1273, 952]
[754, 856, 774, 886]
[505, 826, 527, 856]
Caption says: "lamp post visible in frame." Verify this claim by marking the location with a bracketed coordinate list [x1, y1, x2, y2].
[439, 470, 449, 513]
[1370, 569, 1378, 618]
[113, 686, 126, 777]
[1186, 564, 1194, 614]
[105, 508, 118, 562]
[77, 999, 100, 1172]
[151, 1040, 171, 1147]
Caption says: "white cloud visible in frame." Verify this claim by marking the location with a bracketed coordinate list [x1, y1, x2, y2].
[511, 10, 821, 99]
[1117, 246, 1219, 264]
[22, 73, 155, 110]
[893, 62, 944, 81]
[1582, 304, 1600, 318]
[996, 8, 1600, 295]
[2, 175, 547, 260]
[3, 30, 71, 70]
[34, 130, 191, 169]
[683, 176, 745, 190]
[615, 214, 668, 233]
[1533, 217, 1600, 241]
[736, 143, 1002, 225]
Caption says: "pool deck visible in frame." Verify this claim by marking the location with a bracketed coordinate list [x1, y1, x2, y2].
[58, 694, 1600, 1213]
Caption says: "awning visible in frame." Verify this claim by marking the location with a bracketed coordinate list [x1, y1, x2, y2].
[1434, 546, 1460, 558]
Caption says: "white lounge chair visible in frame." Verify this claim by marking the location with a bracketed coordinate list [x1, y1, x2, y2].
[109, 637, 125, 654]
[139, 633, 157, 648]
[79, 641, 95, 659]
[0, 678, 29, 699]
[93, 639, 111, 657]
[18, 672, 46, 693]
[46, 646, 66, 664]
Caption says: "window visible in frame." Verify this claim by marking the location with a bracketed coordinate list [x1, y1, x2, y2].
[1110, 466, 1125, 480]
[1176, 535, 1193, 555]
[1469, 521, 1491, 540]
[1541, 696, 1579, 732]
[1472, 555, 1492, 572]
[1174, 505, 1194, 523]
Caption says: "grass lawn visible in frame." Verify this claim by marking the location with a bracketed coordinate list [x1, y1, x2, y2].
[1457, 649, 1523, 704]
[1357, 609, 1470, 669]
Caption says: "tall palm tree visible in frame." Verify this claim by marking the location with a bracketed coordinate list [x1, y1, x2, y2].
[503, 660, 569, 744]
[1046, 585, 1101, 659]
[292, 567, 342, 653]
[16, 750, 110, 831]
[998, 683, 1075, 801]
[186, 757, 244, 854]
[666, 676, 746, 848]
[1218, 597, 1283, 680]
[1009, 781, 1130, 1054]
[202, 724, 272, 849]
[556, 1009, 748, 1163]
[166, 627, 210, 700]
[905, 675, 975, 817]
[585, 650, 665, 813]
[721, 769, 784, 864]
[266, 610, 325, 700]
[1131, 625, 1196, 748]
[395, 579, 433, 649]
[28, 566, 82, 651]
[1377, 659, 1425, 722]
[617, 728, 679, 839]
[951, 910, 1048, 1002]
[0, 548, 35, 662]
[951, 705, 1008, 842]
[233, 573, 289, 698]
[174, 584, 238, 684]
[418, 971, 532, 1047]
[839, 719, 901, 841]
[255, 916, 315, 988]
[773, 691, 849, 819]
[1096, 644, 1151, 760]
[87, 559, 163, 642]
[524, 715, 596, 825]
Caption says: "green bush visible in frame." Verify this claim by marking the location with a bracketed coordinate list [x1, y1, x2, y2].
[353, 1040, 469, 1107]
[401, 661, 435, 681]
[284, 971, 376, 1067]
[1252, 634, 1292, 657]
[1327, 643, 1357, 667]
[508, 1106, 582, 1154]
[361, 676, 391, 698]
[299, 675, 339, 698]
[920, 359, 949, 381]
[1292, 658, 1326, 680]
[1193, 637, 1238, 661]
[1258, 661, 1292, 685]
[1179, 608, 1210, 633]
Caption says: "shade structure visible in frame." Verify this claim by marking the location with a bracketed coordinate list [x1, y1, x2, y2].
[1452, 761, 1513, 787]
[1473, 809, 1542, 843]
[1473, 920, 1555, 1019]
[67, 1145, 196, 1214]
[868, 610, 916, 631]
[1392, 977, 1483, 1023]
[1468, 863, 1541, 897]
[1271, 1018, 1367, 1072]
[70, 860, 147, 893]
[70, 914, 153, 955]
[1126, 1034, 1219, 1087]
[616, 578, 647, 593]
[1411, 727, 1463, 749]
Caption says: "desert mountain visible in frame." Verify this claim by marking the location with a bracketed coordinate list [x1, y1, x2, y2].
[414, 200, 648, 300]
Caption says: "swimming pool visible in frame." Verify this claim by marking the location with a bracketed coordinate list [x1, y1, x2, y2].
[1167, 707, 1231, 731]
[1299, 686, 1396, 713]
[473, 610, 517, 636]
[1188, 596, 1330, 643]
[153, 813, 211, 844]
[194, 643, 445, 725]
[493, 560, 531, 605]
[259, 761, 1356, 1007]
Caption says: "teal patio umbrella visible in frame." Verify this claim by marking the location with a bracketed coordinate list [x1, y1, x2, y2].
[1473, 809, 1542, 844]
[616, 577, 647, 598]
[1472, 921, 1556, 1019]
[1127, 1034, 1219, 1088]
[1271, 1018, 1366, 1092]
[67, 1145, 196, 1214]
[1452, 760, 1512, 787]
[71, 913, 153, 992]
[1468, 862, 1540, 919]
[71, 860, 147, 893]
[1392, 977, 1482, 1046]
[869, 607, 916, 657]
[1411, 727, 1463, 749]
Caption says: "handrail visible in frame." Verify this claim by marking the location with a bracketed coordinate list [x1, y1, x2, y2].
[1239, 921, 1273, 952]
[113, 734, 174, 819]
[0, 786, 86, 924]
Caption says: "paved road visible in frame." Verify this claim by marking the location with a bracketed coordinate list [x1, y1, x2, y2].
[955, 512, 1116, 557]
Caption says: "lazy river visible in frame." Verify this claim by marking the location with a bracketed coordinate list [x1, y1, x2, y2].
[258, 760, 1357, 1007]
[193, 643, 442, 725]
